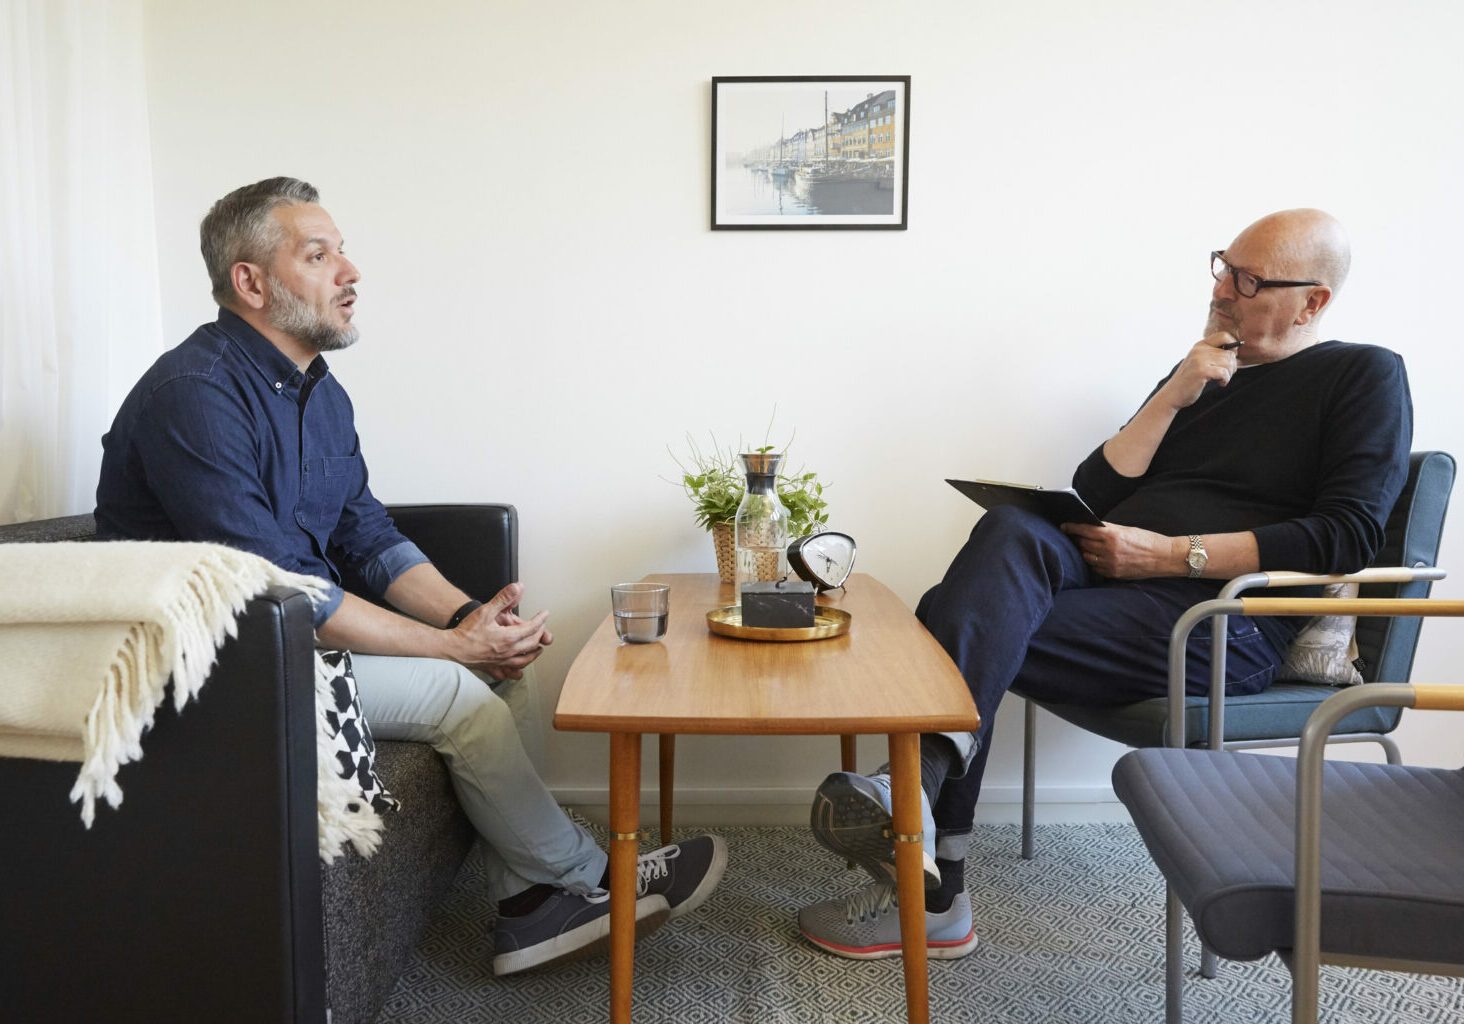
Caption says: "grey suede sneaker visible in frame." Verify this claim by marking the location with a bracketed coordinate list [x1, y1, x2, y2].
[491, 888, 670, 976]
[798, 880, 977, 960]
[811, 771, 940, 889]
[636, 834, 729, 919]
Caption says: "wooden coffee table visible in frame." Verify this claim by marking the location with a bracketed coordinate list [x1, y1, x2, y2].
[554, 572, 980, 1023]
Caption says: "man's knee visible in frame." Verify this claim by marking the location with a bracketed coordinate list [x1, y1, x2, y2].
[933, 505, 1069, 600]
[396, 658, 517, 742]
[970, 504, 1057, 546]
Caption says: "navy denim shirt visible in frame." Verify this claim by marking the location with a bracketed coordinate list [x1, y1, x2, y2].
[95, 308, 426, 627]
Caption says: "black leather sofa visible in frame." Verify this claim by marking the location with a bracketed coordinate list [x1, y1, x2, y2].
[0, 504, 517, 1023]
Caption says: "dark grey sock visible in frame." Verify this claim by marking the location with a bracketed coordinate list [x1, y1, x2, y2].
[918, 733, 961, 808]
[925, 857, 966, 914]
[497, 882, 556, 917]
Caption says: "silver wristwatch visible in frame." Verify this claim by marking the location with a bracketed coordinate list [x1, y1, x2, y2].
[1186, 534, 1208, 578]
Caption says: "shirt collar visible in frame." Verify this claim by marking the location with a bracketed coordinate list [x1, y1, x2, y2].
[215, 307, 331, 389]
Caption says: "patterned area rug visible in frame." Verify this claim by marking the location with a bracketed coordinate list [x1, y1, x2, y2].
[376, 821, 1464, 1024]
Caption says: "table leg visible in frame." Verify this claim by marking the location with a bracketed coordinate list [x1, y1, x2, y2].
[609, 732, 642, 1024]
[840, 734, 859, 870]
[658, 734, 675, 848]
[888, 732, 930, 1024]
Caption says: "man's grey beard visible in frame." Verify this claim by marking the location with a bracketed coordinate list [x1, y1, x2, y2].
[265, 274, 359, 352]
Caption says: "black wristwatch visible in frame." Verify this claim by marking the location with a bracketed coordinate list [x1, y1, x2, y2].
[446, 599, 483, 629]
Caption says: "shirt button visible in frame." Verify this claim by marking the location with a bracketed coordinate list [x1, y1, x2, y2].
[275, 382, 283, 390]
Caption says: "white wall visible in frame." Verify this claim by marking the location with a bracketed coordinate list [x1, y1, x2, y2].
[138, 0, 1464, 821]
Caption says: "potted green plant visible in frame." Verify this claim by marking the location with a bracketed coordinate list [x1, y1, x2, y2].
[670, 433, 830, 583]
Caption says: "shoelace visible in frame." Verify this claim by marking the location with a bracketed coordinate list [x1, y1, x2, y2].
[844, 882, 898, 924]
[634, 844, 682, 895]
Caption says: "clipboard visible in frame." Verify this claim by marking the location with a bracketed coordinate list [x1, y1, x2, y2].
[945, 478, 1103, 526]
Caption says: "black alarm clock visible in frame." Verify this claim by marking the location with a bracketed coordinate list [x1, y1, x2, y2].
[787, 531, 856, 592]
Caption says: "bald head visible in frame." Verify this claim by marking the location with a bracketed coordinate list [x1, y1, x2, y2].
[1235, 208, 1351, 297]
[1207, 208, 1351, 364]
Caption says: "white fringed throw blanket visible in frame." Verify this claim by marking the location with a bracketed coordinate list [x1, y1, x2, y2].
[0, 541, 384, 860]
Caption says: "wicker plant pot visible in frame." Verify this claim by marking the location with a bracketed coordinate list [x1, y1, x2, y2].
[712, 522, 785, 585]
[711, 523, 736, 583]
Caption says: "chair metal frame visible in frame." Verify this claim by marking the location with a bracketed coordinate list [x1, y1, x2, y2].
[1021, 450, 1455, 861]
[1159, 569, 1447, 974]
[1020, 565, 1445, 860]
[1150, 596, 1464, 1023]
[1016, 449, 1453, 994]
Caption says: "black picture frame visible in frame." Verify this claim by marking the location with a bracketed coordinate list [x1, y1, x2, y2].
[711, 76, 911, 230]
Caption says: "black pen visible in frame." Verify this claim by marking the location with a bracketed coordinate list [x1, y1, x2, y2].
[1220, 339, 1244, 351]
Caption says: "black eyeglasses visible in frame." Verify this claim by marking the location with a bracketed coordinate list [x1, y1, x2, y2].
[1210, 250, 1319, 299]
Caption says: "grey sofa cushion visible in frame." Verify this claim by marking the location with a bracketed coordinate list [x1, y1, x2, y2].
[1113, 747, 1464, 964]
[324, 740, 476, 1023]
[0, 513, 97, 543]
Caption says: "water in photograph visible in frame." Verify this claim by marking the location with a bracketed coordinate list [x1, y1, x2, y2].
[720, 165, 894, 217]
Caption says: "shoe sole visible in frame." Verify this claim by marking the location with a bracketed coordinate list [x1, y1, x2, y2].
[667, 835, 730, 920]
[810, 774, 939, 890]
[801, 926, 979, 961]
[492, 895, 671, 976]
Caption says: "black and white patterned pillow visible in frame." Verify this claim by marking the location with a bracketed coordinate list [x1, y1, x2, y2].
[318, 649, 399, 814]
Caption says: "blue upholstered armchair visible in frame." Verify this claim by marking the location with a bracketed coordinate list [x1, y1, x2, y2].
[1020, 450, 1455, 860]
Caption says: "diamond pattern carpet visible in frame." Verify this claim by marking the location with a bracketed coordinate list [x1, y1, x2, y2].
[375, 822, 1464, 1024]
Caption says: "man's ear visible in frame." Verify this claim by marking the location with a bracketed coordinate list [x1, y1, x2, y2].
[230, 262, 269, 311]
[1295, 285, 1332, 326]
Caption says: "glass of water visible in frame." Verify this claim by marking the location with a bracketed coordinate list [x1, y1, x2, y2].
[611, 582, 670, 643]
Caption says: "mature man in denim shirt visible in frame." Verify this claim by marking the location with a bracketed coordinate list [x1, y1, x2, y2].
[96, 177, 724, 975]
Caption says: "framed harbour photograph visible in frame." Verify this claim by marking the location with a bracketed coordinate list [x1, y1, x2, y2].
[711, 76, 910, 230]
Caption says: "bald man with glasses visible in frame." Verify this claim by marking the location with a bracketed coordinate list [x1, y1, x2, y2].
[796, 208, 1414, 963]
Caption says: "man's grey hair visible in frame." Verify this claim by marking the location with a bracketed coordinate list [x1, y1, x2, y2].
[200, 177, 319, 306]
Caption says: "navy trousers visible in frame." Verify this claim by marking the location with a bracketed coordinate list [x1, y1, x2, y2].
[914, 506, 1283, 859]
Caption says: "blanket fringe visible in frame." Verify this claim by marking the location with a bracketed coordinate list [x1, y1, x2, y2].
[67, 547, 327, 826]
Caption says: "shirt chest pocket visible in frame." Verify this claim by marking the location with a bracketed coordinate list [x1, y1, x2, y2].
[322, 455, 360, 481]
[299, 453, 365, 537]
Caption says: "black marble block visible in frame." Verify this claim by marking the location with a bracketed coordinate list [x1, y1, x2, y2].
[741, 580, 816, 628]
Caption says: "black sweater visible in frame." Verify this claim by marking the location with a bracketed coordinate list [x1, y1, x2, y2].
[1072, 341, 1413, 651]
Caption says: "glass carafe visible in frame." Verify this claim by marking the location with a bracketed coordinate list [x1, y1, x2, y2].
[734, 452, 789, 601]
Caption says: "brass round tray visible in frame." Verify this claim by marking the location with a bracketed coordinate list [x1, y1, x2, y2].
[706, 605, 851, 642]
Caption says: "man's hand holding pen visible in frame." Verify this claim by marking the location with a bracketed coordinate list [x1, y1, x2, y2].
[1157, 332, 1242, 411]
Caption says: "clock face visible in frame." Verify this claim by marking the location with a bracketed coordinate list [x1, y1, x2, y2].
[788, 532, 856, 591]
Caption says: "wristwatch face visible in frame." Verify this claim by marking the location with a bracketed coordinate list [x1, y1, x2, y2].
[1186, 536, 1207, 574]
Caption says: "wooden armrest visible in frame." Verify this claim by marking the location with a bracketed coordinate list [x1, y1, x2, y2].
[1262, 565, 1447, 585]
[1220, 565, 1446, 599]
[1238, 597, 1464, 618]
[1411, 683, 1464, 712]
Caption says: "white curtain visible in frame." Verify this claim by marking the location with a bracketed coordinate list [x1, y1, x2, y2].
[0, 0, 163, 523]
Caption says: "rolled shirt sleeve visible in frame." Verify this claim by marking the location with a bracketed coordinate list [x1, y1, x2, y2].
[352, 538, 430, 597]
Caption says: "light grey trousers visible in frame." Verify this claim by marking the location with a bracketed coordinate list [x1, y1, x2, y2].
[351, 653, 606, 901]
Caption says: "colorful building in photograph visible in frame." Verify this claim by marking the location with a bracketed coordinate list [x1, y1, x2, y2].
[742, 87, 898, 177]
[840, 90, 896, 162]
